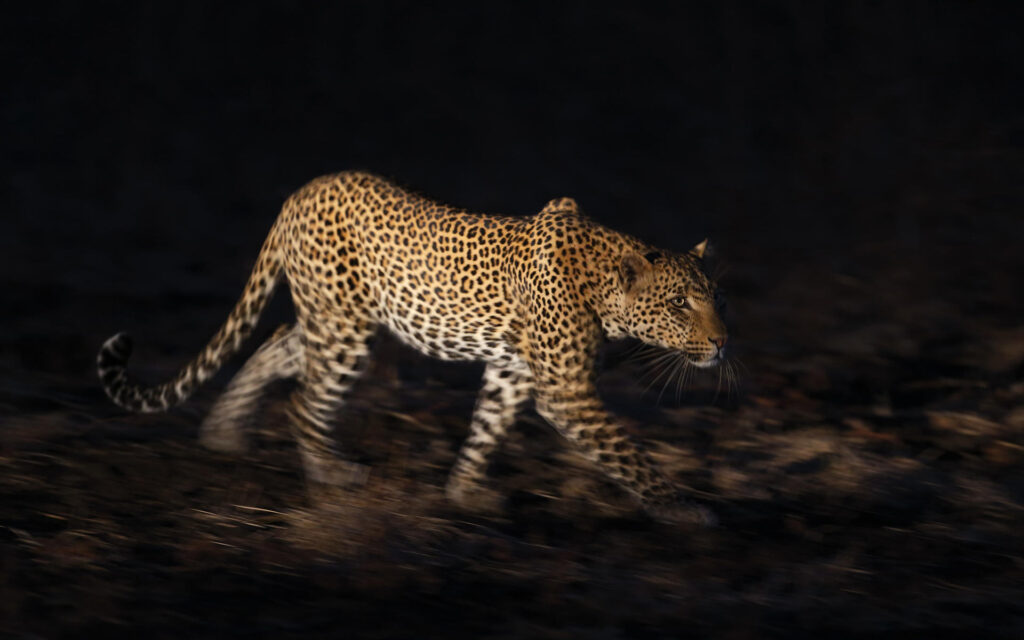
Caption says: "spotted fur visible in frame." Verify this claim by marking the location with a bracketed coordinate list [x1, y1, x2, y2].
[98, 171, 728, 524]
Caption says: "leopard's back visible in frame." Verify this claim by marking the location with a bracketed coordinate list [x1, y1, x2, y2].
[278, 172, 529, 362]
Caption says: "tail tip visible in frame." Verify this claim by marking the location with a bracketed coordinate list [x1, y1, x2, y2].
[98, 332, 133, 368]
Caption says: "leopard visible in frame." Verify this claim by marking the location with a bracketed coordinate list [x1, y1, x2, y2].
[98, 171, 728, 525]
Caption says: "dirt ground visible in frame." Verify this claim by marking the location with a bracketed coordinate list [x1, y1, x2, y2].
[3, 202, 1023, 638]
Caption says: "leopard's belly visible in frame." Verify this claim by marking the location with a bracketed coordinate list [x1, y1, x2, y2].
[377, 300, 520, 363]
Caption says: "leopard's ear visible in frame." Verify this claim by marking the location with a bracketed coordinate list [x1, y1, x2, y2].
[690, 238, 709, 259]
[540, 197, 580, 215]
[618, 253, 652, 295]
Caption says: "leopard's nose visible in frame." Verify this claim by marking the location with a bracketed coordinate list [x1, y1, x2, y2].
[709, 336, 727, 350]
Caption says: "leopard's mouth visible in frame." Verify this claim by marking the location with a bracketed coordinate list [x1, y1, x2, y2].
[685, 349, 724, 369]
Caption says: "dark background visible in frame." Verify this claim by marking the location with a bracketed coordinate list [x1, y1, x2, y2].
[4, 2, 1023, 364]
[2, 2, 1023, 638]
[4, 2, 1023, 310]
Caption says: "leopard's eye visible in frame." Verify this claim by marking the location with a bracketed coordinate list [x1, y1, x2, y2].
[670, 296, 691, 309]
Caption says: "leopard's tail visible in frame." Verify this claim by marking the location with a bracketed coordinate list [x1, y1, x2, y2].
[97, 221, 285, 413]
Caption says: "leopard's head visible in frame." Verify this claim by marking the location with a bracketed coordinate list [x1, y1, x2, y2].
[613, 239, 727, 368]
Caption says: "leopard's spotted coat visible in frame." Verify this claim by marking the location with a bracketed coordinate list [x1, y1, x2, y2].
[98, 172, 728, 524]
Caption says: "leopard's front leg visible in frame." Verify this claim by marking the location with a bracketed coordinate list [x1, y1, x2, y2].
[533, 385, 715, 525]
[521, 308, 715, 525]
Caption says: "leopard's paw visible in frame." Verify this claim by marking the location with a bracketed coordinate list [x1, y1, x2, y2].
[198, 416, 250, 454]
[302, 451, 371, 488]
[445, 478, 505, 515]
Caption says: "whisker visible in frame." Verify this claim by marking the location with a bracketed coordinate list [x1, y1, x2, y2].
[631, 347, 674, 369]
[673, 359, 684, 404]
[722, 359, 740, 402]
[638, 353, 680, 395]
[732, 358, 750, 376]
[635, 360, 675, 389]
[620, 341, 655, 364]
[675, 357, 693, 404]
[641, 362, 675, 398]
[733, 359, 745, 399]
[642, 350, 692, 402]
[641, 351, 681, 376]
[712, 361, 724, 404]
[681, 358, 695, 399]
[657, 353, 686, 405]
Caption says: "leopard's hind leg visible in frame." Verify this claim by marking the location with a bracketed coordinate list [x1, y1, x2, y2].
[446, 360, 533, 510]
[199, 324, 303, 454]
[290, 313, 376, 488]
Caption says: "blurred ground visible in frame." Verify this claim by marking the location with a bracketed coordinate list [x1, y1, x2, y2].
[2, 202, 1023, 637]
[2, 3, 1024, 638]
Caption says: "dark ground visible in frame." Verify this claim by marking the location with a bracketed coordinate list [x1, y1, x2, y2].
[2, 3, 1024, 638]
